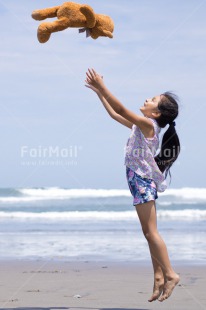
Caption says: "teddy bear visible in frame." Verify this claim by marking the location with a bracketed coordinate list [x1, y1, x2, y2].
[32, 2, 114, 43]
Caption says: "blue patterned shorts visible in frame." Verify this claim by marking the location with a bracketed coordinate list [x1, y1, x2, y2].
[126, 166, 158, 206]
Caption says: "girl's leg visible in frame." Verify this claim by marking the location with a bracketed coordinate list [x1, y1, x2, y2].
[137, 202, 164, 301]
[148, 245, 164, 301]
[135, 200, 180, 302]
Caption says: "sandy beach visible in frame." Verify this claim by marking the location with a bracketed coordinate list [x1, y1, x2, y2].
[0, 260, 205, 310]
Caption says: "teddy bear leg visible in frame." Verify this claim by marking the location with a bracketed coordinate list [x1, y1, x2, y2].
[37, 19, 69, 43]
[80, 5, 96, 28]
[37, 23, 51, 43]
[32, 6, 60, 21]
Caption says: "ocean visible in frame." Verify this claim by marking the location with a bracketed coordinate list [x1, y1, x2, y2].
[0, 187, 205, 263]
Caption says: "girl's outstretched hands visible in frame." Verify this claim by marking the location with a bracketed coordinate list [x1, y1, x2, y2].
[85, 68, 104, 93]
[85, 83, 100, 94]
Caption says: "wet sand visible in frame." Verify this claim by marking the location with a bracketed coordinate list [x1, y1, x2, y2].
[0, 260, 205, 310]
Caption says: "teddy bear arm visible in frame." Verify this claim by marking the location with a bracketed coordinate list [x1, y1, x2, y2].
[32, 6, 60, 21]
[93, 26, 113, 39]
[102, 29, 113, 38]
[80, 5, 96, 28]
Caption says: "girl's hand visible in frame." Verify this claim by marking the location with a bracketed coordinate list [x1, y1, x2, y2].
[85, 68, 105, 91]
[85, 83, 100, 95]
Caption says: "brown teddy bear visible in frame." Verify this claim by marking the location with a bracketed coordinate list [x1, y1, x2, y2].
[32, 2, 114, 43]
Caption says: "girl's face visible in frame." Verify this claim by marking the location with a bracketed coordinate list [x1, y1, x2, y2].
[140, 95, 161, 118]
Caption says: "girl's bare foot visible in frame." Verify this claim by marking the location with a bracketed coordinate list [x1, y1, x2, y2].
[158, 273, 180, 302]
[148, 276, 164, 302]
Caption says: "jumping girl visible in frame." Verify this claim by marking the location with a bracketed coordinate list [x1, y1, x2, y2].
[85, 68, 180, 302]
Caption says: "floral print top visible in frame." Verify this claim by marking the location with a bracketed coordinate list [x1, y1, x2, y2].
[124, 117, 167, 192]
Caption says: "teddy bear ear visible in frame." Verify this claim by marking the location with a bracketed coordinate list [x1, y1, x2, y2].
[80, 5, 96, 28]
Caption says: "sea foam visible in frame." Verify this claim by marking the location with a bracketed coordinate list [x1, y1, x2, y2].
[0, 209, 205, 221]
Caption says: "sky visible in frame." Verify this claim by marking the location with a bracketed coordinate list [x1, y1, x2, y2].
[0, 0, 205, 189]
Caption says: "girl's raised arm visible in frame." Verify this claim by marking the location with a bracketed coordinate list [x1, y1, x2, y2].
[86, 68, 154, 134]
[85, 83, 133, 129]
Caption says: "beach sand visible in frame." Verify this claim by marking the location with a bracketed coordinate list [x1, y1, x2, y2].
[0, 260, 205, 310]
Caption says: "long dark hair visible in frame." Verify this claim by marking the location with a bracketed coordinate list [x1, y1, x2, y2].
[154, 92, 180, 182]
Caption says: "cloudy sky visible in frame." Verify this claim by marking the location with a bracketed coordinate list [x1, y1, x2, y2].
[0, 0, 205, 189]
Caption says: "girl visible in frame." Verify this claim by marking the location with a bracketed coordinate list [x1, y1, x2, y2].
[85, 68, 180, 302]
